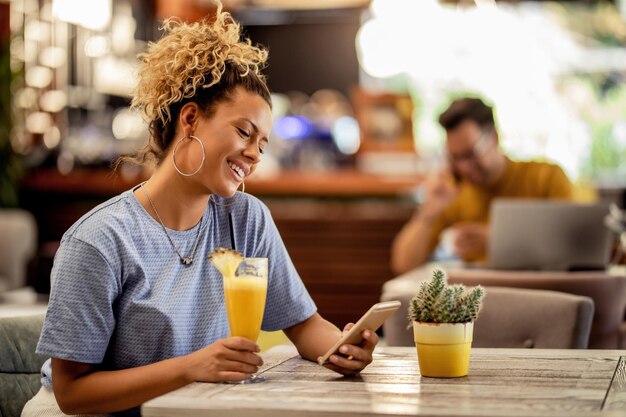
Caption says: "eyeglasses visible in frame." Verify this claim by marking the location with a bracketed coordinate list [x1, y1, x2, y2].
[447, 129, 493, 165]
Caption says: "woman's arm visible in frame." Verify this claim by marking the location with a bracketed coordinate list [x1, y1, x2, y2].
[284, 313, 378, 376]
[52, 337, 262, 414]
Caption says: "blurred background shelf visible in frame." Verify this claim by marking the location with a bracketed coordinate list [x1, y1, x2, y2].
[20, 168, 422, 198]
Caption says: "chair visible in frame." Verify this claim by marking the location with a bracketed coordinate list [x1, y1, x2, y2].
[0, 314, 47, 417]
[446, 268, 626, 349]
[0, 209, 37, 292]
[382, 286, 594, 349]
[383, 264, 626, 348]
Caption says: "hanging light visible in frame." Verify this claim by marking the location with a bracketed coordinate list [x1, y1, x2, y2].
[52, 0, 112, 30]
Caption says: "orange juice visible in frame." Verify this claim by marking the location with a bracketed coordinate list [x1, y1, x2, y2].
[224, 275, 267, 341]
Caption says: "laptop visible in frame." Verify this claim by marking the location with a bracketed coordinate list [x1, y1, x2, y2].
[488, 200, 612, 271]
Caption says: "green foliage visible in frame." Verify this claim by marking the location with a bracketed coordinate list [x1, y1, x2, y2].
[408, 269, 485, 324]
[0, 37, 22, 207]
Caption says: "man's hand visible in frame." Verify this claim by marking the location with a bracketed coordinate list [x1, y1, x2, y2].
[419, 169, 459, 220]
[452, 222, 489, 262]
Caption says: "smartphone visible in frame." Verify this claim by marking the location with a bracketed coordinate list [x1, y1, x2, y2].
[317, 300, 401, 365]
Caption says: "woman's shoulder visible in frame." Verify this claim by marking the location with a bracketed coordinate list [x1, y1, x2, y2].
[212, 192, 270, 218]
[62, 189, 140, 244]
[240, 192, 270, 213]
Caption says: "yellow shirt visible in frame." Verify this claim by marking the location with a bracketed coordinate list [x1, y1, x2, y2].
[427, 159, 574, 259]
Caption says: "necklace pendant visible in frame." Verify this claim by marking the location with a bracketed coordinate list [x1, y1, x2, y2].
[182, 256, 193, 265]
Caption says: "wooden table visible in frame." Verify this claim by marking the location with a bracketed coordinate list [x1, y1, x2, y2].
[142, 346, 626, 417]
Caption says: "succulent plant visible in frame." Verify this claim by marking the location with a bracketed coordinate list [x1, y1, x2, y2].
[0, 32, 22, 208]
[408, 269, 484, 324]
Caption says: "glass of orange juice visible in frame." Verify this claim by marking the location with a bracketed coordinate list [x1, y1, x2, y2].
[223, 257, 268, 383]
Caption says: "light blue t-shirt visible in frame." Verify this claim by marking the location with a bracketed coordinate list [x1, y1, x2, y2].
[37, 187, 316, 397]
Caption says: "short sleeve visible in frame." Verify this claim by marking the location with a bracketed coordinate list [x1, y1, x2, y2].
[254, 204, 317, 331]
[36, 236, 120, 364]
[545, 165, 574, 200]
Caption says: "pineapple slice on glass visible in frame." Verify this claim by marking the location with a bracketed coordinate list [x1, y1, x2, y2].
[208, 247, 244, 279]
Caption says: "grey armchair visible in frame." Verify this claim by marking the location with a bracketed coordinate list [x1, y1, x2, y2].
[445, 268, 626, 348]
[382, 286, 594, 349]
[0, 314, 46, 417]
[383, 265, 626, 348]
[0, 209, 37, 292]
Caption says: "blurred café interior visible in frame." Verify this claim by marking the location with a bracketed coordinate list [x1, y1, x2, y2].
[1, 0, 626, 352]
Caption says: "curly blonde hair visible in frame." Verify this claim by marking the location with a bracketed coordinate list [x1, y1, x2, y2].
[126, 3, 271, 166]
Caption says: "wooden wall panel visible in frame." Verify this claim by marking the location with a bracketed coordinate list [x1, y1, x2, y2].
[271, 211, 412, 328]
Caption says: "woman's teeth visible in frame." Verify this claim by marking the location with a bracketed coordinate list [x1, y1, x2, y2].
[228, 162, 245, 178]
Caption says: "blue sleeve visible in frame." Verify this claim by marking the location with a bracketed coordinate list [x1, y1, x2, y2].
[36, 236, 120, 364]
[253, 203, 317, 331]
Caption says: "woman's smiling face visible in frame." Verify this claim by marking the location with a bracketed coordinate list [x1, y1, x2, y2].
[174, 87, 273, 197]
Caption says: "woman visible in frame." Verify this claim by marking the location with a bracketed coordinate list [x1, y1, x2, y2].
[23, 6, 377, 417]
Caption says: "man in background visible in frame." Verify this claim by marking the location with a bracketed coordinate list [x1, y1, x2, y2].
[391, 97, 573, 274]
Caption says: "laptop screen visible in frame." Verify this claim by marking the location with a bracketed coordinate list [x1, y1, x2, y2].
[488, 200, 612, 271]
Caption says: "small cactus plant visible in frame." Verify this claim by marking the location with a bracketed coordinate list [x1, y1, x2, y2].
[408, 269, 484, 324]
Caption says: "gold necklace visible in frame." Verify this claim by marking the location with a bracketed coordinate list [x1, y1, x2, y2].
[141, 182, 206, 265]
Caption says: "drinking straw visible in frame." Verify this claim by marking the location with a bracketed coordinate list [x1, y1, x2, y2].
[228, 212, 236, 250]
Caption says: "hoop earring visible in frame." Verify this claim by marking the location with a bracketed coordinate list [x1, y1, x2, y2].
[173, 135, 206, 177]
[210, 181, 245, 207]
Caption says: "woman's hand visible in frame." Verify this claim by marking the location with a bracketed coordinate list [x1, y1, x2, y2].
[49, 337, 263, 414]
[184, 337, 263, 383]
[317, 323, 379, 376]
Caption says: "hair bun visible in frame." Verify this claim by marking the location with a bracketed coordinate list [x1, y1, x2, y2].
[131, 3, 268, 127]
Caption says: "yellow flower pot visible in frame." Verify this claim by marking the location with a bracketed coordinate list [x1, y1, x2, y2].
[413, 321, 473, 377]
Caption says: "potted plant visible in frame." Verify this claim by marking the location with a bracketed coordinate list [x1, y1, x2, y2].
[0, 4, 22, 208]
[409, 269, 484, 377]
